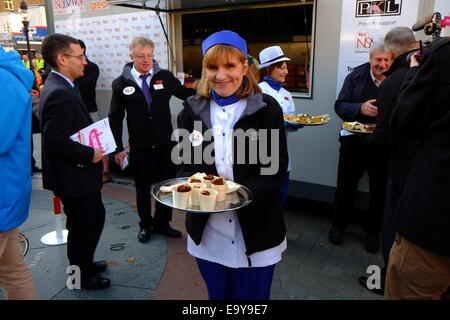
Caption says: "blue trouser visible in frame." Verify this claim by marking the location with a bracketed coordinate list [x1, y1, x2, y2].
[196, 258, 275, 300]
[280, 171, 290, 206]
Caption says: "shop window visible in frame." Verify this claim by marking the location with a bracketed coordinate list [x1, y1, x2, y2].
[178, 1, 316, 98]
[4, 0, 14, 10]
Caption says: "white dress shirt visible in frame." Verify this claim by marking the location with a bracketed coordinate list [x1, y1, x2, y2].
[131, 65, 153, 89]
[259, 81, 296, 171]
[187, 98, 287, 268]
[51, 70, 74, 87]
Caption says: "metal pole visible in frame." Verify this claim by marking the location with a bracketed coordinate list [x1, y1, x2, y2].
[23, 19, 32, 66]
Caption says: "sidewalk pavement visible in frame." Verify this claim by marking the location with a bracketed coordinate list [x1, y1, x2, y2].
[1, 174, 383, 300]
[1, 134, 383, 300]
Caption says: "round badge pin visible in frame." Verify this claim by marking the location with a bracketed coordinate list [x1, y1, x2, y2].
[123, 86, 135, 95]
[189, 130, 203, 147]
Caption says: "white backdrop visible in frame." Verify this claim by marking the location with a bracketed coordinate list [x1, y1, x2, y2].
[336, 0, 420, 95]
[55, 10, 168, 90]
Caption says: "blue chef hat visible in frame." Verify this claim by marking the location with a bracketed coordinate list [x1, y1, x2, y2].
[201, 30, 247, 56]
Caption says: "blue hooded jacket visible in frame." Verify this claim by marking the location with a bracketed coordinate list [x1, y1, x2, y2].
[0, 47, 34, 232]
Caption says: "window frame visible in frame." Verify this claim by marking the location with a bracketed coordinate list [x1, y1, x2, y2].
[4, 0, 14, 11]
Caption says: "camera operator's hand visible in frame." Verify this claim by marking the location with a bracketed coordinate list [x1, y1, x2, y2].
[360, 99, 378, 117]
[410, 53, 420, 68]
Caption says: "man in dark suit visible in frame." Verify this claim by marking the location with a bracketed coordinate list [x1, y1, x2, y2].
[40, 34, 109, 290]
[329, 41, 392, 253]
[109, 37, 195, 243]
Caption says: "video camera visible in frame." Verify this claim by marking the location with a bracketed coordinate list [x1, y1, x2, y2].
[407, 12, 450, 64]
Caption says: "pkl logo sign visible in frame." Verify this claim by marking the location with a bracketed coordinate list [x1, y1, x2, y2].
[355, 0, 402, 17]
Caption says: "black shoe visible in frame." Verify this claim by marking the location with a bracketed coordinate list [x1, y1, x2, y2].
[358, 275, 384, 295]
[328, 227, 344, 245]
[153, 225, 182, 238]
[138, 226, 151, 243]
[81, 275, 111, 290]
[89, 260, 108, 273]
[365, 235, 380, 254]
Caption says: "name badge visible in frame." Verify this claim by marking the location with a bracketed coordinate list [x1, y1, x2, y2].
[123, 86, 135, 95]
[189, 130, 203, 147]
[153, 84, 164, 90]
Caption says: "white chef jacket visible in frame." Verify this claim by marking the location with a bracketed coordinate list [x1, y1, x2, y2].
[259, 81, 296, 171]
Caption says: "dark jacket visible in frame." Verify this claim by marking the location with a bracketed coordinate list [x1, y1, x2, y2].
[369, 50, 419, 180]
[334, 62, 378, 124]
[75, 59, 99, 113]
[176, 93, 288, 257]
[40, 72, 103, 199]
[109, 62, 195, 151]
[390, 38, 450, 257]
[335, 63, 379, 149]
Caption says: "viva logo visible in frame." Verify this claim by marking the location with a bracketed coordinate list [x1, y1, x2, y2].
[88, 129, 104, 150]
[54, 0, 84, 9]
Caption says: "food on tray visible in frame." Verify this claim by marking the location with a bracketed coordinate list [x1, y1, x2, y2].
[226, 181, 240, 194]
[198, 188, 218, 211]
[188, 182, 207, 206]
[283, 113, 331, 125]
[160, 185, 174, 193]
[211, 177, 228, 202]
[188, 172, 205, 182]
[176, 184, 191, 192]
[158, 173, 244, 211]
[342, 121, 376, 133]
[203, 174, 215, 187]
[172, 184, 192, 209]
[212, 177, 225, 185]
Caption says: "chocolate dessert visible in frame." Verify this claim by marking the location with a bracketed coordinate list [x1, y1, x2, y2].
[176, 184, 191, 192]
[212, 178, 225, 185]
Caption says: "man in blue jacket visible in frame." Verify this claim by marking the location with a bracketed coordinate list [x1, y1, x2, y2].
[329, 41, 392, 253]
[0, 46, 37, 299]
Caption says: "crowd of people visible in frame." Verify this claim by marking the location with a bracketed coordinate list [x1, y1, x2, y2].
[0, 24, 449, 300]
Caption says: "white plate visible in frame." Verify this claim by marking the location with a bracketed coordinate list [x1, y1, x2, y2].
[284, 114, 331, 126]
[226, 181, 241, 194]
[342, 122, 375, 134]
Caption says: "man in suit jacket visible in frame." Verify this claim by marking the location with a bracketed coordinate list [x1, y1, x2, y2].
[109, 37, 195, 243]
[40, 34, 109, 290]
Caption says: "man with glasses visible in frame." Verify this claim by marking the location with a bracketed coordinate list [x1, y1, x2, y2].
[40, 34, 110, 290]
[109, 37, 195, 243]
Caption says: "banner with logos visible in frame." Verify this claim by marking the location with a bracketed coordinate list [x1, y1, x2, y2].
[54, 9, 168, 90]
[336, 0, 420, 96]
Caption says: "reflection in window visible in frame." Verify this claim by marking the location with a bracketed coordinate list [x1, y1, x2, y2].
[180, 1, 315, 97]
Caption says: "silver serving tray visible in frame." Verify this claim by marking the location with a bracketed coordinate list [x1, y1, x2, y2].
[152, 177, 253, 214]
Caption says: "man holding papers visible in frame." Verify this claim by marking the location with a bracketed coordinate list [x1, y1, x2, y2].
[40, 34, 110, 290]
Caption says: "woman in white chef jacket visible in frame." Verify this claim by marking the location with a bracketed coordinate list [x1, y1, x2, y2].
[258, 45, 302, 205]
